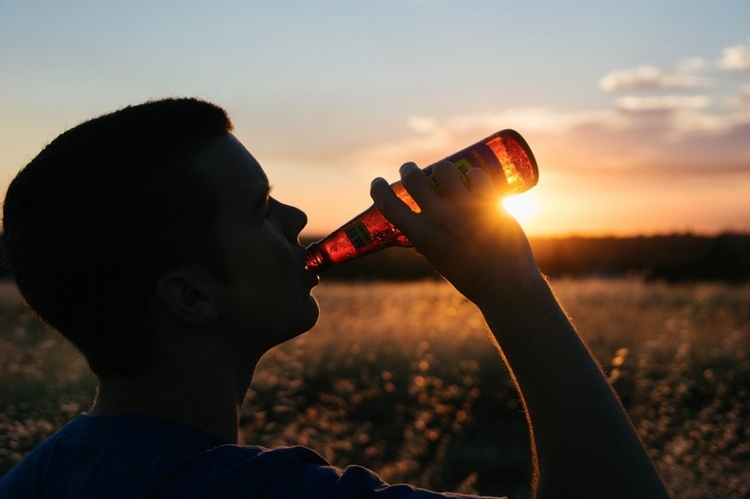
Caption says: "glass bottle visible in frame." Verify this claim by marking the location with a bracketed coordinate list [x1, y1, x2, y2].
[305, 129, 538, 272]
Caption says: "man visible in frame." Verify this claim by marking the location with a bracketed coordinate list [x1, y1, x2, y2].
[0, 98, 668, 498]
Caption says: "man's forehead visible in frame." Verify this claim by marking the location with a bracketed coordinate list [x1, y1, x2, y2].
[194, 133, 268, 188]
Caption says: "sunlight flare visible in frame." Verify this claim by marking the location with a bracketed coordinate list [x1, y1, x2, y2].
[501, 191, 541, 224]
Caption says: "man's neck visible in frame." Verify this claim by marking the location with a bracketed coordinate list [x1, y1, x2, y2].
[90, 356, 257, 444]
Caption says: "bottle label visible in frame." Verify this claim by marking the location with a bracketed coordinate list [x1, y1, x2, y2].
[345, 222, 373, 249]
[425, 158, 473, 189]
[448, 143, 503, 180]
[423, 143, 503, 190]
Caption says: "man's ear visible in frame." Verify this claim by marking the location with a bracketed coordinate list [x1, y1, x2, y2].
[154, 265, 220, 324]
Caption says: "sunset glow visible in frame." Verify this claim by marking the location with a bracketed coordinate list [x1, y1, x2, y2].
[502, 191, 541, 225]
[0, 2, 748, 237]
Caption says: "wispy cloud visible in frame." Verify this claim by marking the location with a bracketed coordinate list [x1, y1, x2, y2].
[348, 41, 750, 182]
[615, 95, 711, 112]
[737, 83, 750, 109]
[345, 108, 628, 176]
[720, 39, 750, 72]
[599, 58, 714, 92]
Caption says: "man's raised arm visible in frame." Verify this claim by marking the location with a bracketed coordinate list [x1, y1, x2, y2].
[370, 160, 669, 499]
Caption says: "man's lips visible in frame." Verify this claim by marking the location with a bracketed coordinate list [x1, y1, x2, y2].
[300, 248, 320, 287]
[305, 267, 320, 287]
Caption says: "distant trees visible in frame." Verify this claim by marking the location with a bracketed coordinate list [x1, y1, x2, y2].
[299, 232, 750, 283]
[643, 232, 750, 283]
[530, 232, 750, 283]
[0, 242, 7, 280]
[0, 232, 747, 284]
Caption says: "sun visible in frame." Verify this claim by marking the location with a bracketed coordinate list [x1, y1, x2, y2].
[500, 191, 541, 224]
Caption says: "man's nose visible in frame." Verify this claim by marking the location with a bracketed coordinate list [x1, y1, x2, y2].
[279, 201, 308, 238]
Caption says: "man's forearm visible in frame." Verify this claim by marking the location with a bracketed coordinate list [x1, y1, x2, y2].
[480, 275, 668, 499]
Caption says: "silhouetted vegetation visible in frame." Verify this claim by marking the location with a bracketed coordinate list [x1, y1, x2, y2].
[301, 232, 750, 283]
[0, 242, 7, 280]
[3, 280, 749, 497]
[0, 232, 747, 283]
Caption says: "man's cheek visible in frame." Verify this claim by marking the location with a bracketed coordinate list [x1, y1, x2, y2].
[231, 251, 286, 310]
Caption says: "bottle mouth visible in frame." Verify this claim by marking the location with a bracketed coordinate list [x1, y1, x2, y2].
[499, 129, 539, 192]
[304, 242, 326, 272]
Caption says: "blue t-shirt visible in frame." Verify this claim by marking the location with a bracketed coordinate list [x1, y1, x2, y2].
[0, 414, 497, 498]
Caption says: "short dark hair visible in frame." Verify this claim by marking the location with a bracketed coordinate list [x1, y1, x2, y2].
[2, 98, 233, 376]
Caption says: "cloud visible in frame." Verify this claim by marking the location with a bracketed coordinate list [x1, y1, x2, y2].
[615, 95, 711, 112]
[344, 108, 631, 175]
[406, 116, 437, 133]
[348, 45, 750, 186]
[720, 40, 750, 72]
[407, 108, 628, 135]
[346, 99, 750, 184]
[739, 84, 750, 109]
[599, 58, 713, 93]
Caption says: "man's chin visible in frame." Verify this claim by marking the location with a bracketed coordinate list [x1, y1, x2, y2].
[269, 303, 320, 347]
[298, 302, 320, 336]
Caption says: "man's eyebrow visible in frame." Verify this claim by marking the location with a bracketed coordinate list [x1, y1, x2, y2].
[252, 183, 273, 213]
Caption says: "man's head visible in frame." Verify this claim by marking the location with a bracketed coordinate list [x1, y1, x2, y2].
[188, 135, 319, 359]
[2, 98, 235, 376]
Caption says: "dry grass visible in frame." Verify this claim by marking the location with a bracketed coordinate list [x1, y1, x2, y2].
[1, 279, 748, 498]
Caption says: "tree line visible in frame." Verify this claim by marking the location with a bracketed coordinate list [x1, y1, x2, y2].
[0, 232, 748, 283]
[301, 232, 750, 283]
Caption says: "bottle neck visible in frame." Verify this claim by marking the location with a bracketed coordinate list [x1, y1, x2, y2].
[305, 242, 327, 272]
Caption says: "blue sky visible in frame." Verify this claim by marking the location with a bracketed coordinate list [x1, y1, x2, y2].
[1, 0, 749, 235]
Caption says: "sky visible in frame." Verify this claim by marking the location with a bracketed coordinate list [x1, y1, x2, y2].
[1, 0, 749, 237]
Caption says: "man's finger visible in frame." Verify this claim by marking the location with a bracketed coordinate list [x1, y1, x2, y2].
[399, 162, 441, 212]
[465, 167, 498, 200]
[431, 160, 469, 199]
[370, 176, 418, 230]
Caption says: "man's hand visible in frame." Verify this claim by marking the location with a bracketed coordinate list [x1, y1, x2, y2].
[370, 160, 542, 309]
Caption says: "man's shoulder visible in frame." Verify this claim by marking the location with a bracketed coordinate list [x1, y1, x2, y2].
[197, 443, 332, 476]
[0, 414, 335, 496]
[1, 414, 494, 498]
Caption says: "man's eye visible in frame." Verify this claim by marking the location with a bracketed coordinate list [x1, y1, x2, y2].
[262, 198, 274, 217]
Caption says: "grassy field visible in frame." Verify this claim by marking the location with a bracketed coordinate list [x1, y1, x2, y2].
[1, 279, 749, 498]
